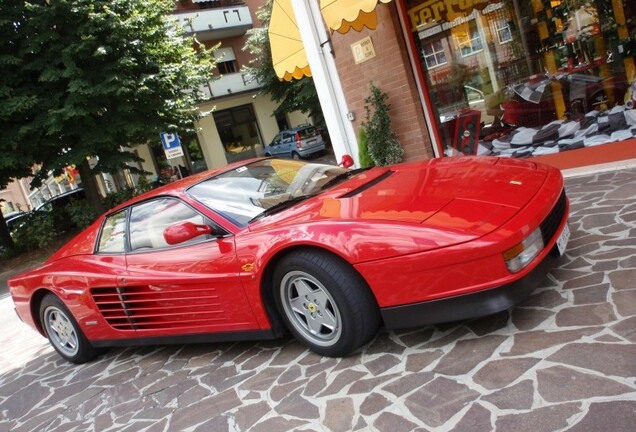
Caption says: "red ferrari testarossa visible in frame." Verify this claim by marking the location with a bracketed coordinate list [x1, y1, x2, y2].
[9, 156, 569, 363]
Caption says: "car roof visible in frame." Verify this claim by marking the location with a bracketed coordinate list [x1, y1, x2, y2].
[283, 124, 315, 132]
[5, 211, 26, 221]
[35, 188, 85, 210]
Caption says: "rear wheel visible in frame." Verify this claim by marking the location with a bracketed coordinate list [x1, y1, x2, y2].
[273, 250, 380, 356]
[291, 151, 301, 160]
[40, 294, 98, 364]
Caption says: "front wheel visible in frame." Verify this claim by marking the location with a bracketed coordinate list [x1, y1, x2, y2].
[273, 250, 380, 356]
[40, 294, 99, 364]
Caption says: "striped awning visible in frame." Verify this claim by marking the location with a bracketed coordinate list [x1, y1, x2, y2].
[269, 0, 312, 81]
[320, 0, 391, 34]
[269, 0, 392, 81]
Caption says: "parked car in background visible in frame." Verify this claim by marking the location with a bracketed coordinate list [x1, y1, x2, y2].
[8, 156, 569, 363]
[35, 188, 86, 213]
[5, 211, 28, 232]
[264, 125, 326, 159]
[35, 188, 87, 232]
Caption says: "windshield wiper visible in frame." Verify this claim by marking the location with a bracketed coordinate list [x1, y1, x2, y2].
[320, 168, 370, 190]
[249, 194, 314, 223]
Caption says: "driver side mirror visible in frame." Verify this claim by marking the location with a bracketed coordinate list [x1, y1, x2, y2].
[163, 221, 215, 245]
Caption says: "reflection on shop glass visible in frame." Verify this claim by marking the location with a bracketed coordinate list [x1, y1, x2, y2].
[406, 0, 635, 158]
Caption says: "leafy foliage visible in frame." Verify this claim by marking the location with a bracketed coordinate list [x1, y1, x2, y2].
[65, 200, 99, 230]
[243, 0, 324, 127]
[103, 187, 137, 210]
[0, 0, 215, 250]
[1, 0, 215, 191]
[357, 128, 375, 168]
[362, 84, 404, 166]
[10, 211, 58, 251]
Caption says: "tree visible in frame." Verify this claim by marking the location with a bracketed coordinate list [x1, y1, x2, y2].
[0, 1, 50, 249]
[362, 83, 404, 166]
[243, 0, 324, 128]
[1, 0, 215, 224]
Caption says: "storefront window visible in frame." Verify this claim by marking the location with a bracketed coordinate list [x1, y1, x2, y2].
[405, 0, 636, 158]
[213, 104, 263, 163]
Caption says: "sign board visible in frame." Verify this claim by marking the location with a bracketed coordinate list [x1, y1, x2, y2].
[351, 36, 376, 64]
[160, 132, 184, 160]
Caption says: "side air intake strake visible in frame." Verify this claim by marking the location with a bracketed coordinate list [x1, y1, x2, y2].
[91, 286, 226, 331]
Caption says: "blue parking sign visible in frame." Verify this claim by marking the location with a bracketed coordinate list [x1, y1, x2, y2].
[160, 132, 181, 150]
[160, 132, 184, 159]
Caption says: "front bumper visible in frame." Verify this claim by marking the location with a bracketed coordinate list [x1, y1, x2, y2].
[380, 242, 562, 329]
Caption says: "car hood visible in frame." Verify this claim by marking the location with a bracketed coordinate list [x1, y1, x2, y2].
[257, 157, 550, 244]
[342, 157, 547, 235]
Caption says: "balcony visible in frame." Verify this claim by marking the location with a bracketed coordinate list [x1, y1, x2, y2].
[171, 5, 253, 41]
[199, 72, 262, 99]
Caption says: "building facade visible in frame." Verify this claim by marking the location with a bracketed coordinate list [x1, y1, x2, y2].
[287, 0, 636, 170]
[168, 0, 310, 175]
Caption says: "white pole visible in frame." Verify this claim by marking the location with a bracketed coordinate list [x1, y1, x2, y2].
[291, 0, 359, 166]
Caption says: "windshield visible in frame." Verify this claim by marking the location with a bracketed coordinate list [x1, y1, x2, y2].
[187, 159, 349, 227]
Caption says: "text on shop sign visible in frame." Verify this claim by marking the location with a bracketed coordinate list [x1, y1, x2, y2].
[408, 0, 491, 30]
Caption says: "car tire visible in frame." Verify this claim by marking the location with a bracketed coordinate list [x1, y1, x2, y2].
[291, 152, 301, 160]
[40, 294, 98, 364]
[272, 250, 380, 357]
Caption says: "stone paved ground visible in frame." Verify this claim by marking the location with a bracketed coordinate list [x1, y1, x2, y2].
[1, 167, 635, 432]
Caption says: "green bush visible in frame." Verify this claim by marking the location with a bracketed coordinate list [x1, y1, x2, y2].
[358, 127, 374, 168]
[362, 83, 404, 166]
[136, 175, 153, 194]
[103, 187, 137, 210]
[11, 211, 58, 251]
[65, 200, 99, 230]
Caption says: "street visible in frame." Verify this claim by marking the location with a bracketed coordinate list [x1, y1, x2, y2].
[0, 167, 635, 432]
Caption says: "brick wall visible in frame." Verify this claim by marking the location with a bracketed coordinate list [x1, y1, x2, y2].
[330, 2, 435, 161]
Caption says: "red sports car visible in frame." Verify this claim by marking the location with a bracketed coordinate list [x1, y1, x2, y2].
[9, 157, 569, 363]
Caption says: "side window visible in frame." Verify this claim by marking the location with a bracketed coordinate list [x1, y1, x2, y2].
[97, 211, 127, 254]
[271, 133, 282, 146]
[282, 133, 294, 143]
[129, 198, 212, 251]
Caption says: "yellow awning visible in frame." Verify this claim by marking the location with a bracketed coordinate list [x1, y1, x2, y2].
[269, 0, 312, 81]
[269, 0, 392, 81]
[320, 0, 391, 34]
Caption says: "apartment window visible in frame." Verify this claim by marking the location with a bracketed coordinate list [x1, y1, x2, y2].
[496, 21, 513, 44]
[215, 47, 239, 75]
[454, 21, 483, 57]
[217, 60, 238, 74]
[422, 40, 447, 69]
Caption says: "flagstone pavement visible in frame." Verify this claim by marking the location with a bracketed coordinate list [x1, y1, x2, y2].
[0, 167, 635, 432]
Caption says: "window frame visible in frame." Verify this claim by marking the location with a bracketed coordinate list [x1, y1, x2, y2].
[454, 22, 484, 58]
[95, 209, 129, 255]
[421, 39, 447, 69]
[496, 21, 513, 44]
[94, 197, 226, 255]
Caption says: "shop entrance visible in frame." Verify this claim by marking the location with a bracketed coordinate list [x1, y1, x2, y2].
[213, 104, 264, 163]
[402, 0, 635, 161]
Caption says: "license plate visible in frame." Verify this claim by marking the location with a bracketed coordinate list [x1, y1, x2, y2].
[556, 223, 570, 256]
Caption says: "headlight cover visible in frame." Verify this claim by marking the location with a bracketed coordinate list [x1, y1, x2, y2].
[503, 228, 544, 273]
